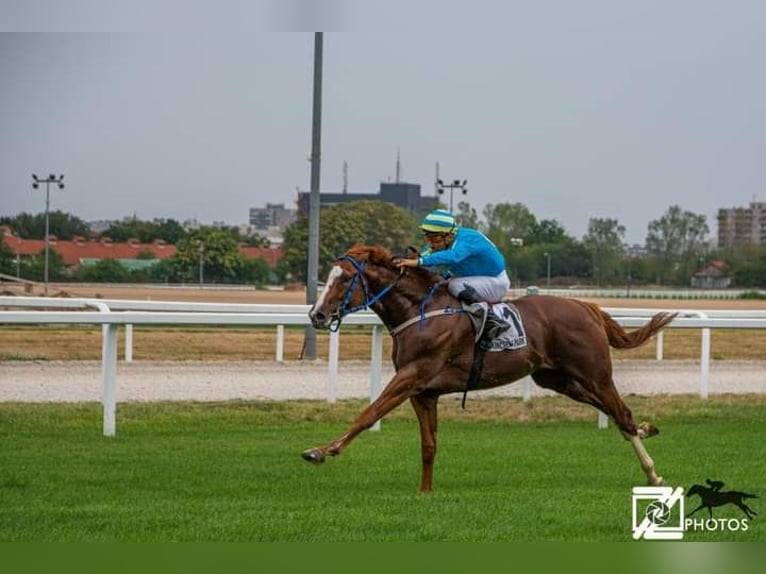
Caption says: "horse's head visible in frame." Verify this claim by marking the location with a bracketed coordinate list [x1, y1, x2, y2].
[309, 244, 400, 330]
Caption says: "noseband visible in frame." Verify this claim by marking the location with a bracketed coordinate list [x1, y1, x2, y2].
[328, 255, 400, 331]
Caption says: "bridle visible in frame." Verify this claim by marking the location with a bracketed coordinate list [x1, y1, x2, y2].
[328, 255, 401, 331]
[327, 254, 463, 337]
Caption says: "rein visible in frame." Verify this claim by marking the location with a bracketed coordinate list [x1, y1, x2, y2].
[329, 255, 401, 331]
[330, 255, 464, 336]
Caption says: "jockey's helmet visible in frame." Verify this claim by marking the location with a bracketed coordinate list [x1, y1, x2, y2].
[420, 209, 457, 234]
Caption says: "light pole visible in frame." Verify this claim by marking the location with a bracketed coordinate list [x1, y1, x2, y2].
[198, 242, 204, 286]
[508, 237, 524, 291]
[31, 173, 64, 296]
[305, 31, 323, 360]
[544, 252, 551, 289]
[436, 178, 467, 213]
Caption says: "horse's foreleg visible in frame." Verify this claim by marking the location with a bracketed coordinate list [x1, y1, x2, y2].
[302, 367, 421, 464]
[410, 393, 439, 493]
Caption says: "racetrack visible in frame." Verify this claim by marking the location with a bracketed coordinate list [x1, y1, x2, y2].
[2, 358, 764, 402]
[3, 284, 765, 402]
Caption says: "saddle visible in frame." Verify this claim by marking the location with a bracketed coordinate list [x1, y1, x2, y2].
[462, 301, 527, 351]
[461, 301, 527, 408]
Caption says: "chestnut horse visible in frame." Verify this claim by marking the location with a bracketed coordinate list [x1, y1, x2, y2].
[303, 244, 676, 492]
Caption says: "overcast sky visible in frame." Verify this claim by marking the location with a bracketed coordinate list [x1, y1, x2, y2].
[1, 1, 765, 245]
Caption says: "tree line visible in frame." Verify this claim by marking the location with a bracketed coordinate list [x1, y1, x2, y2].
[2, 202, 765, 288]
[0, 213, 274, 286]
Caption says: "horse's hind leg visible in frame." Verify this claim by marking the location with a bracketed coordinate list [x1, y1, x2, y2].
[592, 381, 664, 485]
[410, 393, 439, 493]
[738, 502, 757, 519]
[532, 369, 664, 486]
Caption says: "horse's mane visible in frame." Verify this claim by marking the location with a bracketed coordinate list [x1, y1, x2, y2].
[344, 243, 446, 291]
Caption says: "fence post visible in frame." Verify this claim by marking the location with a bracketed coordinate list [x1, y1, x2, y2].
[700, 328, 711, 399]
[276, 325, 284, 362]
[370, 325, 384, 431]
[327, 328, 339, 403]
[655, 331, 664, 361]
[125, 324, 133, 362]
[523, 377, 532, 401]
[102, 324, 118, 437]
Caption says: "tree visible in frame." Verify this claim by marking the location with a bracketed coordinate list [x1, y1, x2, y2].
[646, 206, 709, 285]
[529, 219, 570, 245]
[0, 240, 16, 276]
[236, 257, 273, 287]
[726, 244, 766, 288]
[482, 203, 538, 256]
[148, 257, 188, 283]
[75, 259, 130, 283]
[582, 218, 626, 285]
[281, 201, 420, 282]
[0, 211, 90, 240]
[101, 217, 187, 243]
[175, 227, 243, 283]
[454, 201, 480, 229]
[154, 219, 187, 244]
[23, 248, 66, 282]
[239, 233, 271, 248]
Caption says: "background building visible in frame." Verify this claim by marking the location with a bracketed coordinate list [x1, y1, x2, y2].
[717, 201, 766, 249]
[249, 203, 296, 231]
[295, 182, 439, 218]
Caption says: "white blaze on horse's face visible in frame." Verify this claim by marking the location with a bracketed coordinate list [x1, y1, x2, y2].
[309, 264, 344, 327]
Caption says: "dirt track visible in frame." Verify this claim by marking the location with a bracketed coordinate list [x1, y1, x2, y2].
[2, 359, 764, 403]
[2, 283, 765, 403]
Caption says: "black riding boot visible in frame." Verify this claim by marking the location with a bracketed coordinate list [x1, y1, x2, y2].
[482, 308, 506, 341]
[456, 285, 505, 342]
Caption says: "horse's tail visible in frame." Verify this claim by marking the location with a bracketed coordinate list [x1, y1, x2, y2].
[581, 302, 677, 350]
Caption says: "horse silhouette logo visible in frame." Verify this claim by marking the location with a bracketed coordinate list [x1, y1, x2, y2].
[686, 480, 758, 520]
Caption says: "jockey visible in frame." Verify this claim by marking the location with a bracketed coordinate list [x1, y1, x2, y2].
[395, 209, 510, 339]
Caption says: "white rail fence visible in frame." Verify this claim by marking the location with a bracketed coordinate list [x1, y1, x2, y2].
[2, 296, 766, 436]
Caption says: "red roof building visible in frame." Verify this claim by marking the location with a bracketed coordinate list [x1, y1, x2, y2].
[1, 226, 282, 268]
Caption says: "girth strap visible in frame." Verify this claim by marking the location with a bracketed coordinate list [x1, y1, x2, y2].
[389, 308, 458, 337]
[463, 344, 486, 409]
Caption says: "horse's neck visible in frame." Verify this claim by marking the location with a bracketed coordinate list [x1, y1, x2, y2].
[366, 271, 452, 330]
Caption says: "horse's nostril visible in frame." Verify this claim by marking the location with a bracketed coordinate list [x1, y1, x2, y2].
[312, 311, 326, 324]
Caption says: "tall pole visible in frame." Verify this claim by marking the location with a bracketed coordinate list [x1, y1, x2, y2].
[44, 179, 50, 295]
[305, 32, 323, 360]
[32, 173, 64, 296]
[436, 178, 467, 213]
[198, 242, 204, 286]
[544, 252, 551, 289]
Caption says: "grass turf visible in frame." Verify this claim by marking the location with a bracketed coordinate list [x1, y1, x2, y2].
[0, 397, 763, 542]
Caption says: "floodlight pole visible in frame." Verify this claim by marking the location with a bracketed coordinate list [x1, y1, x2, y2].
[32, 173, 64, 296]
[436, 178, 467, 213]
[198, 242, 204, 286]
[544, 252, 551, 289]
[305, 32, 323, 360]
[543, 251, 551, 289]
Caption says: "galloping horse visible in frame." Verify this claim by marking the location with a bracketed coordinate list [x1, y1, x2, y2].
[687, 484, 758, 519]
[303, 244, 676, 492]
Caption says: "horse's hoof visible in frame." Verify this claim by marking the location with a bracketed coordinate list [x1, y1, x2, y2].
[650, 476, 666, 486]
[301, 448, 325, 464]
[638, 421, 659, 438]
